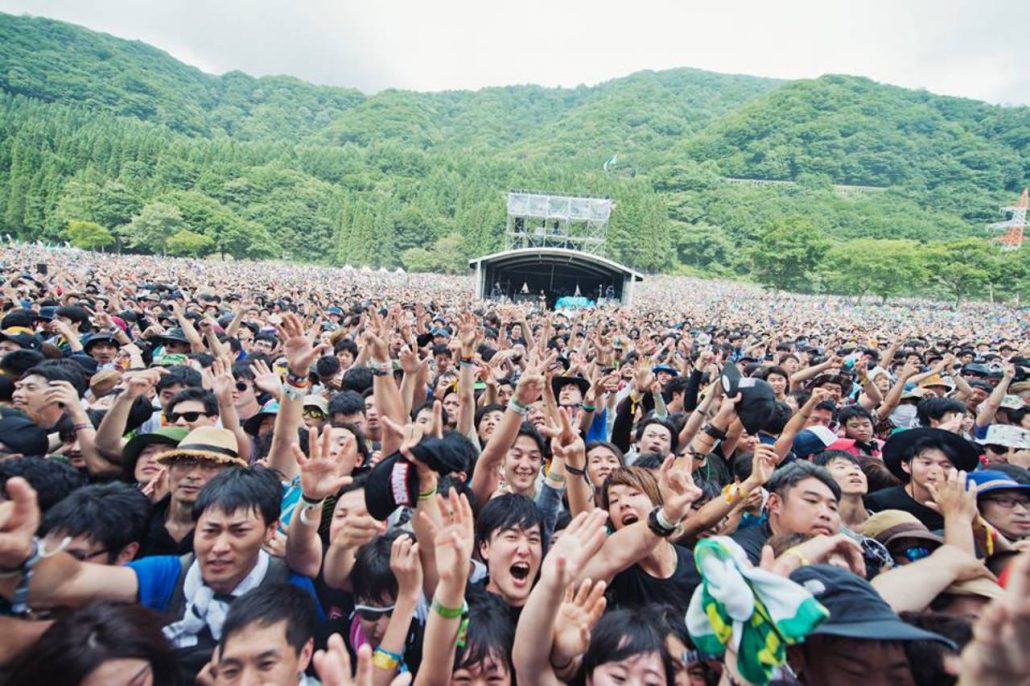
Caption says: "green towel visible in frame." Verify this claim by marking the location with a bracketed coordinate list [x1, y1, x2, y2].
[686, 537, 828, 685]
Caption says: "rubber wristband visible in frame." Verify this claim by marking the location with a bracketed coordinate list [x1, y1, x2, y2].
[432, 598, 467, 619]
[564, 464, 586, 477]
[508, 399, 530, 416]
[418, 487, 437, 501]
[300, 494, 324, 508]
[73, 422, 91, 432]
[783, 546, 810, 567]
[582, 404, 596, 412]
[298, 506, 320, 528]
[372, 648, 400, 670]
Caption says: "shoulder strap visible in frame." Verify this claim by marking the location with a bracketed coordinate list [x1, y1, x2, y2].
[164, 553, 195, 619]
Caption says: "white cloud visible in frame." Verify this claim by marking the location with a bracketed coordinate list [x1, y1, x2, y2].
[0, 0, 1026, 104]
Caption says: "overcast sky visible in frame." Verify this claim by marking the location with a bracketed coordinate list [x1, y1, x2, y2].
[1, 0, 1026, 105]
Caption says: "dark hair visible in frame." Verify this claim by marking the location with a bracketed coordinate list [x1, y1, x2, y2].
[220, 583, 316, 655]
[0, 349, 46, 378]
[326, 421, 371, 469]
[41, 483, 151, 562]
[662, 375, 689, 401]
[192, 466, 282, 526]
[353, 530, 409, 603]
[7, 603, 179, 686]
[916, 397, 967, 428]
[474, 404, 505, 431]
[475, 493, 543, 549]
[0, 457, 87, 512]
[166, 387, 218, 418]
[315, 354, 341, 378]
[813, 400, 838, 416]
[766, 461, 842, 502]
[411, 400, 450, 428]
[764, 365, 790, 382]
[579, 609, 675, 686]
[858, 455, 902, 492]
[634, 416, 679, 454]
[732, 452, 754, 482]
[812, 450, 862, 469]
[329, 390, 366, 418]
[22, 360, 88, 397]
[155, 365, 203, 393]
[231, 363, 256, 383]
[334, 339, 359, 357]
[55, 305, 92, 332]
[899, 435, 962, 469]
[764, 401, 793, 435]
[838, 405, 874, 427]
[899, 611, 971, 686]
[513, 421, 545, 456]
[454, 586, 515, 675]
[341, 365, 373, 393]
[585, 440, 626, 465]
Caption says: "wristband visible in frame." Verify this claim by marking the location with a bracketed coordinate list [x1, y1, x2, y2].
[8, 537, 42, 616]
[703, 424, 727, 440]
[647, 507, 677, 538]
[432, 598, 467, 619]
[581, 403, 596, 413]
[72, 422, 91, 433]
[372, 647, 401, 670]
[300, 493, 325, 508]
[418, 487, 437, 501]
[655, 506, 682, 529]
[285, 370, 309, 386]
[722, 483, 743, 505]
[508, 399, 530, 416]
[282, 383, 306, 401]
[564, 462, 586, 477]
[298, 506, 320, 527]
[370, 367, 390, 377]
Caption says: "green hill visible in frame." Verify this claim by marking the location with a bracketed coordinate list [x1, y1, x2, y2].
[0, 11, 1027, 299]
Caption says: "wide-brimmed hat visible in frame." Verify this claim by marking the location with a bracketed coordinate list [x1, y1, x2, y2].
[122, 426, 189, 471]
[243, 400, 280, 436]
[791, 565, 953, 646]
[550, 375, 590, 400]
[881, 427, 980, 481]
[977, 425, 1030, 450]
[153, 426, 246, 467]
[861, 510, 944, 548]
[154, 328, 190, 346]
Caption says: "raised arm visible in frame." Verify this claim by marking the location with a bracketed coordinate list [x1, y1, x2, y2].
[977, 363, 1015, 429]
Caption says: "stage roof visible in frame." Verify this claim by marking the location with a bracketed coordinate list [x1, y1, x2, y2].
[468, 247, 643, 282]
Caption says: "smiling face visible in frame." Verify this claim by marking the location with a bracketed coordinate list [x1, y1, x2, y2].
[503, 435, 542, 496]
[194, 506, 275, 594]
[768, 477, 840, 537]
[480, 525, 543, 607]
[767, 372, 788, 398]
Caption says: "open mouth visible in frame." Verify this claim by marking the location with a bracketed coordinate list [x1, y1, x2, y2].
[621, 513, 640, 527]
[510, 562, 531, 582]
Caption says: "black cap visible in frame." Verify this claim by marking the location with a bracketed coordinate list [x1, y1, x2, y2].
[364, 435, 471, 521]
[0, 309, 40, 330]
[790, 565, 953, 646]
[721, 364, 776, 434]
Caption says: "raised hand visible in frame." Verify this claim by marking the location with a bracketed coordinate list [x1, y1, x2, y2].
[744, 443, 779, 490]
[925, 469, 978, 521]
[424, 489, 474, 585]
[250, 359, 282, 397]
[658, 456, 703, 523]
[294, 426, 355, 502]
[277, 312, 328, 376]
[959, 550, 1030, 686]
[541, 509, 609, 588]
[0, 478, 41, 569]
[551, 578, 608, 668]
[314, 636, 413, 686]
[390, 534, 423, 601]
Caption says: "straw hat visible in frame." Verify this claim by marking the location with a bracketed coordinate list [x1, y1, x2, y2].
[153, 426, 247, 467]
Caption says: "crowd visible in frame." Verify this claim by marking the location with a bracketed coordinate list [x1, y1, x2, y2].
[0, 243, 1028, 686]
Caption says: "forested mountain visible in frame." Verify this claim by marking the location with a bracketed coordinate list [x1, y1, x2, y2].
[1, 11, 1028, 300]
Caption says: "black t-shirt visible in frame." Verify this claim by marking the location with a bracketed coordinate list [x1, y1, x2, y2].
[730, 521, 774, 565]
[137, 496, 193, 559]
[608, 543, 701, 612]
[865, 485, 944, 531]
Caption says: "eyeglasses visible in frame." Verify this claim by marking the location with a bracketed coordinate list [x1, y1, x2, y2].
[166, 411, 212, 423]
[167, 457, 222, 471]
[67, 547, 112, 562]
[981, 496, 1030, 510]
[303, 408, 326, 420]
[352, 604, 395, 621]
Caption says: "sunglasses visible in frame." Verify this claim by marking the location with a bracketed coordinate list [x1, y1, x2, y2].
[235, 381, 250, 392]
[860, 537, 894, 575]
[893, 545, 932, 563]
[303, 408, 326, 419]
[166, 411, 211, 423]
[353, 604, 394, 622]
